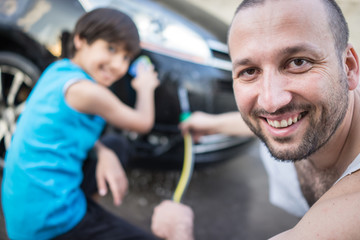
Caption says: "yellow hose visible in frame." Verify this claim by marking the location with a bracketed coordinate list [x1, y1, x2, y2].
[172, 132, 194, 203]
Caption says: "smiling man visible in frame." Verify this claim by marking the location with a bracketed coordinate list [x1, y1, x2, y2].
[151, 0, 360, 239]
[232, 0, 360, 239]
[228, 0, 360, 238]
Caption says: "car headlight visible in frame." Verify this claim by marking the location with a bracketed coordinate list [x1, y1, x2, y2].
[79, 0, 212, 64]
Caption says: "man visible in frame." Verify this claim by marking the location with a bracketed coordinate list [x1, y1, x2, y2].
[151, 0, 360, 239]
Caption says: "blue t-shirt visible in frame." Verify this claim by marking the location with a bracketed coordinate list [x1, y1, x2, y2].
[1, 59, 106, 240]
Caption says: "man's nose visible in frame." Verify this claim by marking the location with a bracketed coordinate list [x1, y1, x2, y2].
[257, 70, 292, 113]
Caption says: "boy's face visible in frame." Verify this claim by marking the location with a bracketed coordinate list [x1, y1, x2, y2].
[72, 36, 131, 86]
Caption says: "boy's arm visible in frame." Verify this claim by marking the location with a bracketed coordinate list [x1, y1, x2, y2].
[94, 141, 128, 206]
[65, 65, 159, 133]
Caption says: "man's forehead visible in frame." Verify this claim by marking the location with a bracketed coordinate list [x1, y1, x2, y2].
[228, 0, 332, 61]
[236, 0, 323, 11]
[229, 0, 328, 42]
[233, 0, 324, 21]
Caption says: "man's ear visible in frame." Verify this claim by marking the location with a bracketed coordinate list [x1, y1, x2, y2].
[344, 44, 359, 90]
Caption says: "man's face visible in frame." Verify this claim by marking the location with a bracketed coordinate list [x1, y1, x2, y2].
[228, 0, 349, 161]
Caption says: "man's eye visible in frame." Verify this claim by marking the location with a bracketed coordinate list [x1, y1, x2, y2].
[292, 59, 306, 66]
[234, 68, 259, 82]
[240, 68, 256, 76]
[286, 58, 312, 73]
[239, 68, 258, 78]
[288, 58, 310, 68]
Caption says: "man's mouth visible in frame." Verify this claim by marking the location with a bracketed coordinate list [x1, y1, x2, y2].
[266, 113, 304, 129]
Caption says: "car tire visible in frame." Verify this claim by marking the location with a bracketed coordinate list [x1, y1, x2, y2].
[0, 51, 40, 167]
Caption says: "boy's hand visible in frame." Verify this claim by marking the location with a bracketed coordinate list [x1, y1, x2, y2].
[131, 63, 160, 91]
[151, 200, 194, 240]
[95, 143, 128, 206]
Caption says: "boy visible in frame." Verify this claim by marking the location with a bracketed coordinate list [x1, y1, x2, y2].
[2, 8, 159, 240]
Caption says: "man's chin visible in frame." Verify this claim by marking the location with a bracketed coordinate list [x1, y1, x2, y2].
[264, 140, 306, 161]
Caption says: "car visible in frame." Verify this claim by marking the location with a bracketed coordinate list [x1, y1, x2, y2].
[0, 0, 252, 168]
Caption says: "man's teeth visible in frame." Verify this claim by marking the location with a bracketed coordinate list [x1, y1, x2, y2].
[267, 115, 302, 128]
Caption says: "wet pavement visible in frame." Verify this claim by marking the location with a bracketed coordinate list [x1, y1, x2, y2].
[0, 139, 300, 240]
[98, 139, 299, 240]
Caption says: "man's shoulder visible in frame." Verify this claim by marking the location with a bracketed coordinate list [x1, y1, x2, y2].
[327, 168, 360, 198]
[277, 176, 360, 240]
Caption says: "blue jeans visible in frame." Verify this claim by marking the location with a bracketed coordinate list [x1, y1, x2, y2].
[52, 197, 158, 240]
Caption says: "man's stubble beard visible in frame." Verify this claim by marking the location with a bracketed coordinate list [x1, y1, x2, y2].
[239, 73, 349, 162]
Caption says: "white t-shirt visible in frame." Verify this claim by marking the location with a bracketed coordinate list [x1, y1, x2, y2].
[260, 143, 360, 217]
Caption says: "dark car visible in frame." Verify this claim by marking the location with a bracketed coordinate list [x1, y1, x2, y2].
[0, 0, 251, 168]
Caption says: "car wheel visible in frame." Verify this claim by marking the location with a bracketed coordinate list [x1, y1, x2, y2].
[0, 52, 40, 168]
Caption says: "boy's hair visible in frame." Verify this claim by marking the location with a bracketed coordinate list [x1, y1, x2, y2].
[68, 8, 140, 58]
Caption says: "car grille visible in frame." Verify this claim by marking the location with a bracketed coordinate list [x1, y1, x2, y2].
[207, 39, 232, 72]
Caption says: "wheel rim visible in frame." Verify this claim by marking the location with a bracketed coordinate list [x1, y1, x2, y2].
[0, 64, 34, 166]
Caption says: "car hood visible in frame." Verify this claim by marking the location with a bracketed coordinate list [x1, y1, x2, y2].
[81, 0, 229, 44]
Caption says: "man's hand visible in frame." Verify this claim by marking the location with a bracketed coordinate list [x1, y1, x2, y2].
[179, 111, 218, 142]
[179, 111, 253, 142]
[95, 142, 128, 206]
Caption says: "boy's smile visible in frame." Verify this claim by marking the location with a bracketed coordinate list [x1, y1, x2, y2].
[72, 37, 130, 86]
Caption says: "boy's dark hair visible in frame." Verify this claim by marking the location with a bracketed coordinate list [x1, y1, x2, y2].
[231, 0, 349, 57]
[68, 8, 140, 58]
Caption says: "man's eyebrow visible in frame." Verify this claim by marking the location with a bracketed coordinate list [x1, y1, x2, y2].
[232, 44, 323, 70]
[232, 58, 252, 70]
[279, 44, 322, 57]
